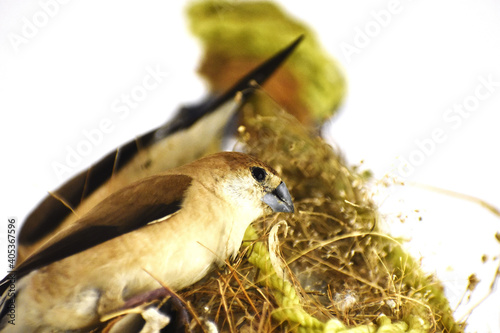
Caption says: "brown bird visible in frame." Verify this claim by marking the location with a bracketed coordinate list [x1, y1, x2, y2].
[0, 152, 294, 332]
[17, 36, 303, 263]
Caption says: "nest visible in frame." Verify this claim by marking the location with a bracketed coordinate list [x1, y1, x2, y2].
[155, 91, 461, 333]
[177, 2, 460, 330]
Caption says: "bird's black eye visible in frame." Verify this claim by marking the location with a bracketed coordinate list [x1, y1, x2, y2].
[251, 167, 267, 182]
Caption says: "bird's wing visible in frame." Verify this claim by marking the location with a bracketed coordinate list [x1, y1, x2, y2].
[19, 36, 303, 247]
[12, 174, 192, 280]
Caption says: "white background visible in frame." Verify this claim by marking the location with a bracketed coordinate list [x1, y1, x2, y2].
[1, 1, 499, 332]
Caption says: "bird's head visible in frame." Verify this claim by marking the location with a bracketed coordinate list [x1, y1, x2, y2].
[183, 152, 294, 217]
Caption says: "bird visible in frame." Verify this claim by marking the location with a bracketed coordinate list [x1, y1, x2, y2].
[17, 36, 303, 263]
[0, 152, 294, 332]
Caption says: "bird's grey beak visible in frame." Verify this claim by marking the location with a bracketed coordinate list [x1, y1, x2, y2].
[262, 182, 294, 213]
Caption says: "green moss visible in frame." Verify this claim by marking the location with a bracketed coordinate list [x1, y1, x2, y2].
[386, 245, 463, 333]
[187, 0, 346, 122]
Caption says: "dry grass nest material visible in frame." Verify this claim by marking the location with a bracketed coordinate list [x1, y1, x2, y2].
[168, 91, 462, 333]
